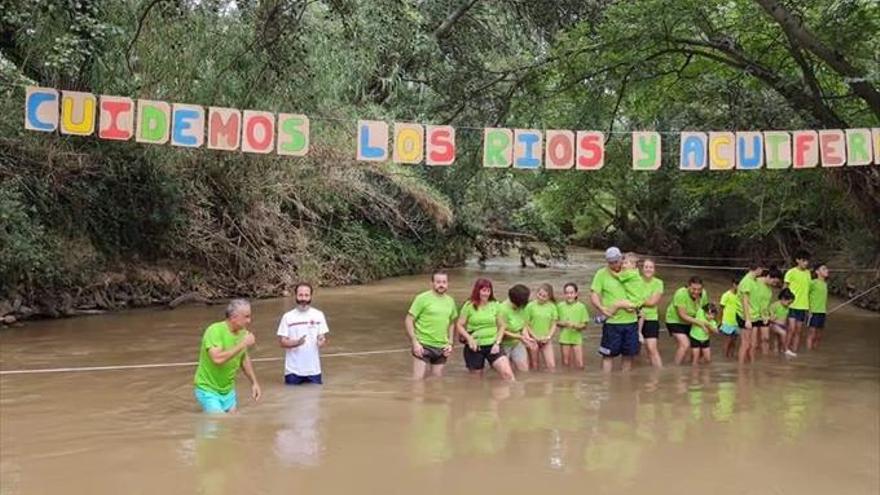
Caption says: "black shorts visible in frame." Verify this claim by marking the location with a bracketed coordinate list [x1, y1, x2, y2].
[463, 345, 504, 370]
[808, 313, 826, 329]
[642, 320, 660, 339]
[415, 344, 448, 365]
[788, 308, 808, 322]
[689, 336, 710, 349]
[599, 322, 640, 357]
[667, 323, 690, 336]
[735, 316, 766, 329]
[284, 373, 323, 385]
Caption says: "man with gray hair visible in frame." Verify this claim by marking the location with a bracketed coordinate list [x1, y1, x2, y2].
[193, 299, 262, 413]
[590, 247, 640, 372]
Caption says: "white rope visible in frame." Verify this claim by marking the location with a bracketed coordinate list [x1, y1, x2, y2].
[0, 347, 409, 376]
[827, 282, 880, 315]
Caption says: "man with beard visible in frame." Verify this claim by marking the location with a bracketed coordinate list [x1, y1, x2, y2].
[277, 283, 329, 385]
[405, 270, 458, 379]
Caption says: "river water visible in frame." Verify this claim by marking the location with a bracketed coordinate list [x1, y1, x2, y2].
[1, 258, 878, 494]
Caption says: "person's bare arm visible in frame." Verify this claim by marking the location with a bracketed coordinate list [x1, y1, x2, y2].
[240, 353, 261, 401]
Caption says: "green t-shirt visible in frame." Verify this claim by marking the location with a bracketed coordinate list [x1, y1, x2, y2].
[557, 301, 589, 345]
[736, 274, 760, 319]
[194, 321, 246, 394]
[460, 300, 501, 346]
[720, 290, 739, 326]
[769, 301, 789, 322]
[591, 267, 638, 324]
[618, 268, 647, 305]
[525, 300, 559, 338]
[499, 300, 528, 348]
[689, 309, 717, 342]
[408, 290, 458, 347]
[641, 277, 664, 321]
[664, 287, 707, 324]
[784, 267, 812, 310]
[752, 280, 772, 320]
[809, 279, 828, 313]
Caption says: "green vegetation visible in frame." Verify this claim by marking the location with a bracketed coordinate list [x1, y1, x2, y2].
[1, 0, 878, 318]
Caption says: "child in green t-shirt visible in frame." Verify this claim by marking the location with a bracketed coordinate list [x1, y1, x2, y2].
[557, 282, 590, 370]
[769, 288, 795, 356]
[525, 283, 559, 371]
[719, 278, 739, 359]
[604, 253, 647, 339]
[689, 303, 718, 366]
[807, 263, 829, 351]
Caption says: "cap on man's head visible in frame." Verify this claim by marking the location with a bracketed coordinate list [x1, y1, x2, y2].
[605, 246, 623, 262]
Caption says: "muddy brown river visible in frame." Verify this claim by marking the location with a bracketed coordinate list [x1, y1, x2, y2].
[1, 258, 878, 494]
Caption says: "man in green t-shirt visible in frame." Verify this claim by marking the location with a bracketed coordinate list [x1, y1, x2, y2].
[807, 262, 829, 351]
[783, 250, 811, 355]
[590, 247, 640, 372]
[405, 270, 458, 379]
[193, 299, 261, 414]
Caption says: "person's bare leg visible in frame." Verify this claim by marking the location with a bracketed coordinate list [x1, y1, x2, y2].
[560, 345, 572, 368]
[674, 334, 690, 365]
[541, 342, 556, 371]
[573, 345, 585, 369]
[602, 356, 614, 372]
[806, 327, 818, 350]
[621, 356, 633, 372]
[491, 356, 516, 381]
[527, 346, 540, 370]
[759, 327, 770, 356]
[724, 337, 735, 358]
[738, 330, 752, 365]
[412, 358, 428, 380]
[430, 364, 445, 377]
[645, 338, 662, 368]
[704, 348, 712, 364]
[691, 348, 700, 366]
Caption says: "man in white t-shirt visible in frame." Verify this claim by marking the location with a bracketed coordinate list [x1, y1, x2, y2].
[277, 283, 329, 385]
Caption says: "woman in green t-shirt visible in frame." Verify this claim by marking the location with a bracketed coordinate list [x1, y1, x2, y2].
[456, 278, 515, 380]
[639, 259, 664, 368]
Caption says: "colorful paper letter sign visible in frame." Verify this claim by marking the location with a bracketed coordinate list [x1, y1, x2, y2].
[514, 129, 542, 169]
[136, 100, 171, 144]
[736, 132, 763, 170]
[425, 125, 455, 166]
[99, 96, 134, 140]
[844, 129, 872, 166]
[357, 120, 388, 161]
[60, 91, 96, 136]
[207, 107, 241, 151]
[763, 131, 791, 169]
[680, 132, 707, 170]
[483, 128, 512, 168]
[792, 130, 818, 168]
[25, 86, 59, 132]
[171, 104, 205, 148]
[632, 132, 660, 170]
[708, 132, 735, 171]
[277, 114, 309, 156]
[546, 130, 575, 170]
[873, 128, 880, 165]
[819, 129, 845, 167]
[576, 131, 604, 170]
[241, 110, 275, 154]
[392, 123, 424, 164]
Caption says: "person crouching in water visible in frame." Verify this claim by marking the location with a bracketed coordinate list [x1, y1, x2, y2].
[769, 289, 795, 353]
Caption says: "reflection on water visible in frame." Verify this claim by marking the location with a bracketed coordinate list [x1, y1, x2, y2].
[1, 259, 878, 494]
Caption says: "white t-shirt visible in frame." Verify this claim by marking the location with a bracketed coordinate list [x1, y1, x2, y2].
[276, 307, 329, 376]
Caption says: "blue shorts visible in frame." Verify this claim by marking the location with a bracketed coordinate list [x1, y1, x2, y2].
[194, 387, 237, 414]
[599, 322, 640, 358]
[720, 324, 739, 336]
[285, 373, 323, 385]
[808, 313, 826, 329]
[788, 308, 808, 322]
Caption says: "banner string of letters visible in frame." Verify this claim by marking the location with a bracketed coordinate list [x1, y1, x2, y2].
[23, 86, 880, 170]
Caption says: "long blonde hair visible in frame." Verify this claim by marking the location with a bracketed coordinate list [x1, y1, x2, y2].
[538, 283, 556, 303]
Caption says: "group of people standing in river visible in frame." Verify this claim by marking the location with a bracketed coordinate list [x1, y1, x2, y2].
[190, 246, 831, 412]
[406, 246, 831, 380]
